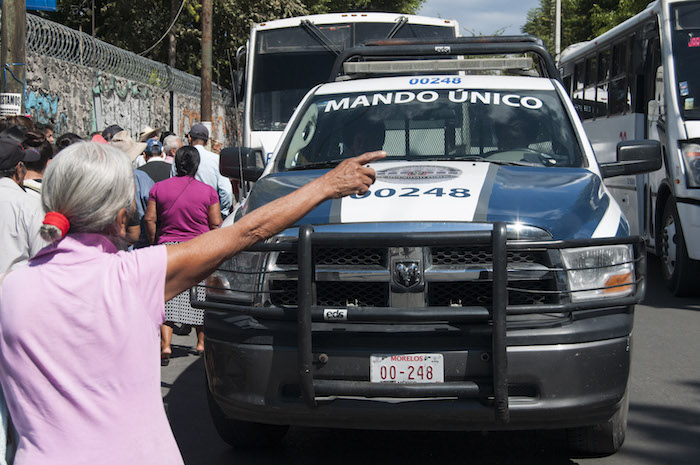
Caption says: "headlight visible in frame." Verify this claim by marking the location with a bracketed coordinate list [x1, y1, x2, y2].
[681, 141, 700, 187]
[560, 245, 634, 302]
[205, 251, 261, 303]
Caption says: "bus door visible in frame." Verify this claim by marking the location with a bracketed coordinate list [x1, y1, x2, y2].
[643, 30, 665, 243]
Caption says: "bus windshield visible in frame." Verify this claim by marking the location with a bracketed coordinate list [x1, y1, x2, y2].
[277, 88, 584, 170]
[251, 23, 456, 131]
[672, 2, 700, 120]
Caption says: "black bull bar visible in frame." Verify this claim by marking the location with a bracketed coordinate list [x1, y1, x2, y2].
[192, 223, 646, 424]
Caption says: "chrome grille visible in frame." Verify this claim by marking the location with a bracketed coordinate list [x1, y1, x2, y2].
[270, 280, 390, 307]
[431, 247, 545, 265]
[268, 245, 559, 308]
[428, 280, 556, 306]
[276, 248, 387, 266]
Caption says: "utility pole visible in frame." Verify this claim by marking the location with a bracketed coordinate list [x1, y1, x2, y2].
[169, 0, 178, 68]
[1, 0, 27, 114]
[555, 0, 562, 63]
[201, 0, 213, 144]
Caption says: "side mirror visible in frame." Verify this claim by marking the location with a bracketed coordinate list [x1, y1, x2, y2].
[233, 69, 245, 101]
[220, 147, 264, 181]
[599, 140, 662, 178]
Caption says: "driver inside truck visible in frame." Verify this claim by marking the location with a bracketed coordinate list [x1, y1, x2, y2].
[492, 112, 535, 152]
[342, 118, 386, 157]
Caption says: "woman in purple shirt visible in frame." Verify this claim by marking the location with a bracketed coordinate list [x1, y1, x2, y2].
[144, 146, 221, 364]
[0, 141, 384, 465]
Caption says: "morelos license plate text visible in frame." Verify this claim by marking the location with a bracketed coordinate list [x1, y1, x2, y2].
[370, 354, 444, 383]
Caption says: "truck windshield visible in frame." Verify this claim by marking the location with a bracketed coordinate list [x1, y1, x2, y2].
[278, 87, 584, 170]
[252, 23, 456, 131]
[672, 2, 700, 120]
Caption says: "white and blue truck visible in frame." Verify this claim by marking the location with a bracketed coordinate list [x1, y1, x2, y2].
[195, 37, 661, 456]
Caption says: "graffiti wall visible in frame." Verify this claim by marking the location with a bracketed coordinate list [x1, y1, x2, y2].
[174, 93, 230, 144]
[24, 52, 234, 143]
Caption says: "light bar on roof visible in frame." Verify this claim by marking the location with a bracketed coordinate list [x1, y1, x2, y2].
[343, 57, 533, 74]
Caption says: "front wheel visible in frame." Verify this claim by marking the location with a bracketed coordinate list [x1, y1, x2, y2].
[206, 381, 289, 448]
[658, 199, 700, 296]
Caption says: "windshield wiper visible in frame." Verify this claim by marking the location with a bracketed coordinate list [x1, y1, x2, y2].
[411, 155, 486, 162]
[300, 20, 342, 56]
[484, 160, 545, 167]
[288, 160, 345, 171]
[386, 16, 409, 39]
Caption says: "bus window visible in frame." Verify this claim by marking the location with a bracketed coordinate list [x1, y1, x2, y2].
[671, 3, 700, 119]
[586, 56, 598, 87]
[599, 49, 611, 82]
[355, 22, 457, 40]
[563, 75, 572, 95]
[596, 82, 609, 116]
[574, 63, 585, 91]
[612, 41, 627, 77]
[610, 77, 631, 114]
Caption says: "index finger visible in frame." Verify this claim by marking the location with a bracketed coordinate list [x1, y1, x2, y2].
[352, 151, 387, 165]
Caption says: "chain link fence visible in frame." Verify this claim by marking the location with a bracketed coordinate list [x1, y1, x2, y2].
[26, 13, 230, 102]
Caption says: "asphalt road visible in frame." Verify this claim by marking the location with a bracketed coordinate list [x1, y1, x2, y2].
[161, 255, 700, 465]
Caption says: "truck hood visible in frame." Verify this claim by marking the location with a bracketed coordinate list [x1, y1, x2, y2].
[240, 161, 628, 240]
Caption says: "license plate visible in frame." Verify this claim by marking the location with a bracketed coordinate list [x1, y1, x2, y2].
[370, 353, 444, 383]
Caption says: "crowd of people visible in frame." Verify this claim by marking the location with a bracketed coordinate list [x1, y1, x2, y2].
[0, 118, 234, 363]
[0, 113, 385, 464]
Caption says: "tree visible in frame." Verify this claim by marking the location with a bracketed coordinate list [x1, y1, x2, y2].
[37, 0, 425, 90]
[522, 0, 648, 54]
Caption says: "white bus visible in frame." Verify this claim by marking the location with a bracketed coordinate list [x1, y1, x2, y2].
[236, 13, 459, 164]
[559, 0, 700, 295]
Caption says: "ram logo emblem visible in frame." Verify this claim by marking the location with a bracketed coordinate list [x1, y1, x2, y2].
[394, 261, 422, 289]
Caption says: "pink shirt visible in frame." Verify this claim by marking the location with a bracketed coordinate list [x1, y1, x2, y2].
[149, 176, 219, 244]
[0, 234, 183, 465]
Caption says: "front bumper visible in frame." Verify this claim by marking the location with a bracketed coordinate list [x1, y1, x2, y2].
[196, 223, 643, 430]
[204, 320, 632, 431]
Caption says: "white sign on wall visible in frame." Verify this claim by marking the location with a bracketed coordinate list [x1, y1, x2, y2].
[0, 93, 22, 116]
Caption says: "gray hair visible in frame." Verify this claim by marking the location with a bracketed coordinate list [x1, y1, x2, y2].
[40, 142, 135, 243]
[163, 134, 182, 154]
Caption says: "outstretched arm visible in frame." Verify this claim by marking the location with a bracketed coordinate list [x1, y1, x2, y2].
[163, 151, 385, 301]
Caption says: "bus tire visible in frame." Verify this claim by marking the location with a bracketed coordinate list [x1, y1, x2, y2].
[206, 382, 289, 448]
[659, 199, 700, 296]
[566, 390, 629, 457]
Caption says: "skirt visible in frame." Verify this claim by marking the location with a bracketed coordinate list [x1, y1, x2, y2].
[163, 241, 206, 326]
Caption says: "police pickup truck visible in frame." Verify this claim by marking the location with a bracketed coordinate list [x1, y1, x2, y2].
[195, 37, 661, 456]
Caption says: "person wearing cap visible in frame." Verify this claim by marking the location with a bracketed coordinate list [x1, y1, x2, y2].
[0, 139, 46, 273]
[180, 123, 234, 217]
[137, 139, 170, 183]
[0, 141, 384, 464]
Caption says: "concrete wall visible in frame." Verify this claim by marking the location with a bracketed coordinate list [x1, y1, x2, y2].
[24, 52, 234, 143]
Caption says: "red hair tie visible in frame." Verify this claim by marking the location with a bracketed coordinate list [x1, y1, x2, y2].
[43, 212, 70, 238]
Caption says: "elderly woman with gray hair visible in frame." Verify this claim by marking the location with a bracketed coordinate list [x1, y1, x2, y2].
[0, 142, 384, 464]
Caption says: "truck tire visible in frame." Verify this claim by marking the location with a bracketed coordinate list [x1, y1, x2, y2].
[566, 390, 629, 457]
[659, 199, 700, 296]
[206, 383, 289, 448]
